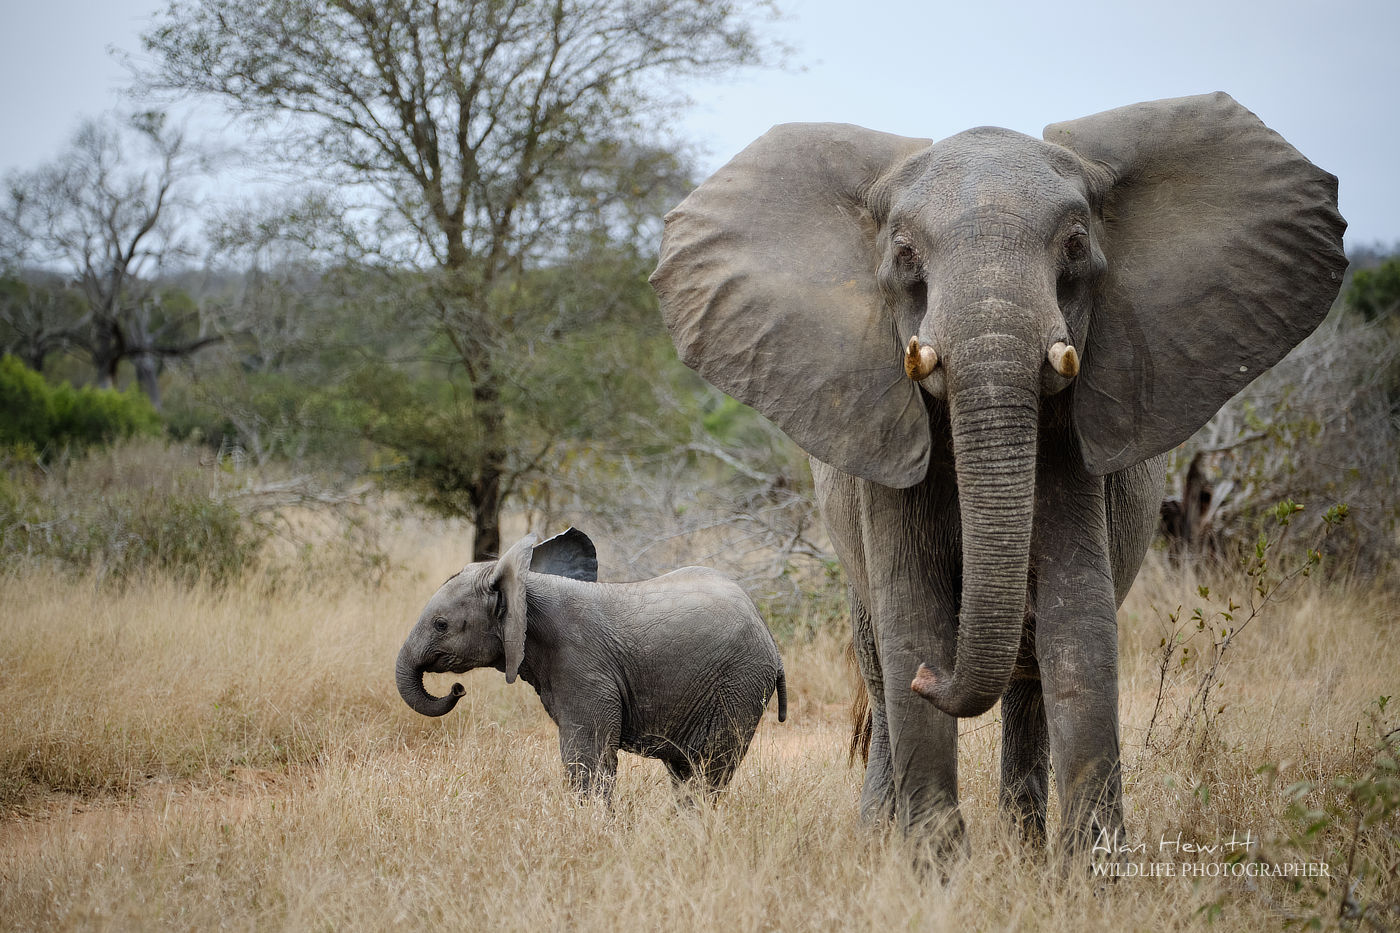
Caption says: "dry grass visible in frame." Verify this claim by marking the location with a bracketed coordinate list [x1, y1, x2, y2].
[1, 518, 1396, 931]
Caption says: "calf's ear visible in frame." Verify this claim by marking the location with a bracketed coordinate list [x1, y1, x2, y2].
[530, 527, 598, 582]
[493, 533, 538, 683]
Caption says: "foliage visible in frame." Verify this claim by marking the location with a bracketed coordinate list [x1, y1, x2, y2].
[1166, 294, 1400, 578]
[0, 354, 161, 455]
[336, 251, 724, 520]
[0, 274, 86, 371]
[139, 0, 782, 559]
[0, 438, 261, 586]
[1252, 699, 1400, 929]
[1346, 253, 1400, 322]
[1145, 501, 1348, 760]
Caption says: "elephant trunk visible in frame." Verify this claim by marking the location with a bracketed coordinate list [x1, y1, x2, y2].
[913, 360, 1039, 718]
[396, 642, 465, 717]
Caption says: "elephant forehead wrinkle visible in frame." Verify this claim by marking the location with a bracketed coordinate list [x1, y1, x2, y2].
[910, 155, 1089, 243]
[945, 204, 1044, 249]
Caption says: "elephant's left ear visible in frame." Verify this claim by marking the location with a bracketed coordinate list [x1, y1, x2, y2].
[1045, 92, 1347, 475]
[493, 533, 538, 684]
[530, 527, 598, 582]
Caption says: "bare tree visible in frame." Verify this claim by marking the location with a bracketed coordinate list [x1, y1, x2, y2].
[138, 0, 781, 559]
[0, 275, 86, 372]
[0, 111, 218, 404]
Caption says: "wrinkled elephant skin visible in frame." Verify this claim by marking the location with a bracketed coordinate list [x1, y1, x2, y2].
[651, 93, 1346, 857]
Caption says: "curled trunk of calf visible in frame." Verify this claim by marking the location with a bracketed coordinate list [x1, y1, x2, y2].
[396, 643, 464, 717]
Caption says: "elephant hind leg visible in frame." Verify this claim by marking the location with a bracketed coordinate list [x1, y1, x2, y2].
[1000, 677, 1050, 848]
[665, 709, 754, 802]
[664, 755, 695, 789]
[665, 750, 735, 806]
[697, 707, 763, 795]
[663, 756, 711, 809]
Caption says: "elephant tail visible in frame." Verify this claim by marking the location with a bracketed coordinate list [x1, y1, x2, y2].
[847, 638, 871, 766]
[775, 666, 788, 723]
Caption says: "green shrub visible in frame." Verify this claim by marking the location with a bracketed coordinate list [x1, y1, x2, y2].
[0, 439, 262, 586]
[0, 355, 54, 448]
[0, 355, 161, 454]
[1347, 254, 1400, 322]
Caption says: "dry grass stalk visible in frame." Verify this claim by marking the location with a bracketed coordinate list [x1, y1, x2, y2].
[1, 518, 1396, 930]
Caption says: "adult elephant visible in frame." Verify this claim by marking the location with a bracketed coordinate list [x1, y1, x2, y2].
[650, 93, 1345, 856]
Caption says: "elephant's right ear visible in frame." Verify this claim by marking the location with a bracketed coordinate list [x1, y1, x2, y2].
[530, 527, 598, 582]
[493, 533, 538, 684]
[651, 123, 934, 488]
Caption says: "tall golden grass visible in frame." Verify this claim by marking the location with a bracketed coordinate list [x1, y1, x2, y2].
[1, 512, 1396, 931]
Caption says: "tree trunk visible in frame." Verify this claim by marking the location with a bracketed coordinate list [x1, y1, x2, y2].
[132, 352, 162, 408]
[469, 362, 506, 562]
[89, 319, 124, 391]
[471, 453, 504, 561]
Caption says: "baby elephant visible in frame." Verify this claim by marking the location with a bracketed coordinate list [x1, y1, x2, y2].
[395, 528, 787, 799]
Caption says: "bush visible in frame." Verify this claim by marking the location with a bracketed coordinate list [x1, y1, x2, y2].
[1167, 307, 1400, 578]
[0, 439, 262, 586]
[1347, 253, 1400, 322]
[0, 354, 161, 454]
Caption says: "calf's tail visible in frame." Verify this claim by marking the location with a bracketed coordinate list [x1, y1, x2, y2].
[775, 667, 788, 723]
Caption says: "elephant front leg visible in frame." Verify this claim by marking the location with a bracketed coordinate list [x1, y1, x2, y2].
[884, 657, 962, 852]
[1033, 463, 1125, 859]
[861, 482, 963, 854]
[558, 714, 620, 804]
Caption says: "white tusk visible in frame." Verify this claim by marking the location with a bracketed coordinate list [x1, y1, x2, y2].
[904, 336, 939, 381]
[1048, 341, 1079, 379]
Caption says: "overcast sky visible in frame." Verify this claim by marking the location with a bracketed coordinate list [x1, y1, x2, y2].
[2, 0, 1396, 248]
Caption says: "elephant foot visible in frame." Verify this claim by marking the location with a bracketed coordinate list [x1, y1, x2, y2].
[901, 804, 968, 880]
[1048, 819, 1129, 881]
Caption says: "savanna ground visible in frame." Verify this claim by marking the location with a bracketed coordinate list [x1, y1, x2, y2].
[2, 465, 1397, 931]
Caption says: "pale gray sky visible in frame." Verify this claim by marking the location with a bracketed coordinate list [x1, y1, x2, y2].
[2, 0, 1396, 247]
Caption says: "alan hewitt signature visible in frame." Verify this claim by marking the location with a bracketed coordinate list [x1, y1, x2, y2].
[1093, 828, 1258, 856]
[1091, 828, 1332, 879]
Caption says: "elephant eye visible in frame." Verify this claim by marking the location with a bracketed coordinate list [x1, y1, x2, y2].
[432, 616, 449, 633]
[1064, 231, 1089, 264]
[892, 234, 920, 267]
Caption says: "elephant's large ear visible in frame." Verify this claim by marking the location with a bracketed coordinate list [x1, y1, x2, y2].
[493, 533, 538, 684]
[530, 527, 598, 582]
[1045, 92, 1347, 475]
[651, 123, 935, 488]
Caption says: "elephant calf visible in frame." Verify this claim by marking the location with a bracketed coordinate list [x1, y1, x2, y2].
[396, 528, 787, 800]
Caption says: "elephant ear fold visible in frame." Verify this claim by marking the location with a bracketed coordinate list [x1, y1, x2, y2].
[1045, 92, 1347, 475]
[530, 527, 598, 582]
[493, 533, 538, 684]
[651, 123, 935, 488]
